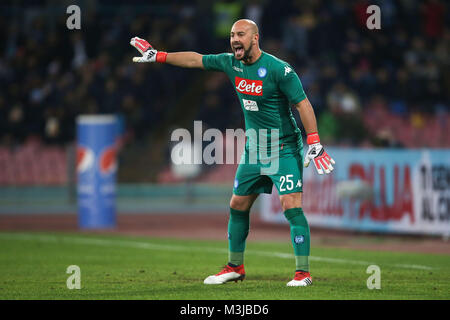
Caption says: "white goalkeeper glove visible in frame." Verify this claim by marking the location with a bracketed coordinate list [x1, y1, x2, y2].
[130, 37, 167, 63]
[304, 132, 335, 175]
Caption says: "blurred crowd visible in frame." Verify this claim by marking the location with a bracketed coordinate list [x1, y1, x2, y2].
[0, 0, 449, 150]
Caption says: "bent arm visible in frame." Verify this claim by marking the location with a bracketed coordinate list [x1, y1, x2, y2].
[166, 52, 204, 69]
[295, 98, 318, 135]
[296, 97, 335, 174]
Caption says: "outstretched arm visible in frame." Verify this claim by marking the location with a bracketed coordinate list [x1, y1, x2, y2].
[165, 52, 204, 68]
[130, 37, 204, 69]
[295, 98, 335, 175]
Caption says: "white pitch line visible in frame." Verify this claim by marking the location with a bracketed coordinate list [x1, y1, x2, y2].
[0, 232, 433, 270]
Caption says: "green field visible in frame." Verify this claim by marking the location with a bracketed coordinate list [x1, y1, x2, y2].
[0, 232, 449, 300]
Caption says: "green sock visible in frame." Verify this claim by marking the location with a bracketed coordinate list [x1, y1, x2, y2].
[284, 208, 310, 272]
[228, 208, 250, 266]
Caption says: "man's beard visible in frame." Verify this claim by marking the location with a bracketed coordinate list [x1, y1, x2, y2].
[234, 42, 253, 63]
[241, 42, 253, 63]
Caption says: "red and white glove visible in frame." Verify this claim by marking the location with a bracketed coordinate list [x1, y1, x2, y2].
[130, 37, 167, 63]
[304, 132, 335, 175]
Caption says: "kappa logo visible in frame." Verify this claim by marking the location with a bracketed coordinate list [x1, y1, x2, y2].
[235, 76, 263, 96]
[232, 66, 243, 72]
[284, 66, 292, 76]
[296, 180, 302, 188]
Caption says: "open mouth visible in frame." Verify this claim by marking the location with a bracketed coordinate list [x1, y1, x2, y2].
[233, 44, 244, 56]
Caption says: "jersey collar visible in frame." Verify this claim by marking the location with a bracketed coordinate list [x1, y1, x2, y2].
[241, 50, 264, 66]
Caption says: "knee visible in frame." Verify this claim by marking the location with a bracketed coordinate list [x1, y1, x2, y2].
[280, 193, 302, 211]
[229, 196, 251, 211]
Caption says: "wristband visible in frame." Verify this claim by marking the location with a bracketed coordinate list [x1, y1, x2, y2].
[306, 132, 320, 145]
[156, 51, 168, 63]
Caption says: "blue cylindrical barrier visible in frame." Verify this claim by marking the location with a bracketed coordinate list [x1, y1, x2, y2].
[76, 115, 118, 229]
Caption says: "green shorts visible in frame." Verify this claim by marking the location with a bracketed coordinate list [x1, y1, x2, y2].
[233, 149, 303, 196]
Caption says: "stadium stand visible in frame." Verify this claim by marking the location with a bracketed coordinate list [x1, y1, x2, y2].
[0, 0, 448, 185]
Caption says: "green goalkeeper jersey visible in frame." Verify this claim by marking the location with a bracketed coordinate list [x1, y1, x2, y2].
[202, 51, 306, 157]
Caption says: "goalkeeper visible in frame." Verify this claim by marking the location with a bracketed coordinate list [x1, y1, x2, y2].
[130, 19, 335, 287]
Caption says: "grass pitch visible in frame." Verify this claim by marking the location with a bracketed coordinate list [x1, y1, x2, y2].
[0, 232, 448, 300]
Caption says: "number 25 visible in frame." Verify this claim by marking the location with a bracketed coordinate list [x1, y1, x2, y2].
[279, 174, 293, 192]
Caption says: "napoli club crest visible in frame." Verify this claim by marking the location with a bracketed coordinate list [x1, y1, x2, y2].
[257, 67, 267, 78]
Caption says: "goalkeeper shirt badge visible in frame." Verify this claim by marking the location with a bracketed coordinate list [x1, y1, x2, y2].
[243, 99, 259, 111]
[257, 67, 267, 78]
